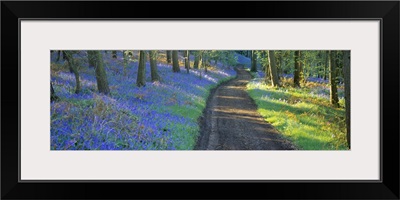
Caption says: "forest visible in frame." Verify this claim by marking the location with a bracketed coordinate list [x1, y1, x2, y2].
[50, 50, 350, 150]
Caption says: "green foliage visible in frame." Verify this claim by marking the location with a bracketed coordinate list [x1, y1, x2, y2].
[247, 79, 348, 150]
[205, 50, 238, 67]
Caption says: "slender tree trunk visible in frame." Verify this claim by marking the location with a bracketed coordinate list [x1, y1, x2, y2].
[172, 50, 180, 72]
[276, 53, 282, 80]
[123, 50, 128, 76]
[194, 51, 201, 69]
[149, 50, 160, 82]
[166, 50, 172, 63]
[56, 51, 61, 62]
[343, 50, 351, 148]
[87, 50, 96, 68]
[329, 50, 339, 107]
[268, 50, 280, 87]
[64, 51, 81, 94]
[88, 51, 110, 94]
[264, 51, 270, 84]
[64, 50, 74, 73]
[204, 59, 208, 73]
[251, 50, 257, 72]
[324, 51, 328, 80]
[62, 51, 67, 62]
[136, 50, 146, 87]
[184, 50, 190, 74]
[293, 50, 303, 87]
[203, 51, 208, 73]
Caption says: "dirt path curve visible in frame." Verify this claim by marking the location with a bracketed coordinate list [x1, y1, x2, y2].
[195, 68, 296, 150]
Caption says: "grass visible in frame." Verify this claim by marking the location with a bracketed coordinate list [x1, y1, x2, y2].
[247, 72, 348, 150]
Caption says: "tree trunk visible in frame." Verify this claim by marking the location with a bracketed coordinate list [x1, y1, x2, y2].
[50, 82, 59, 102]
[172, 50, 180, 72]
[203, 51, 208, 73]
[56, 51, 61, 62]
[268, 50, 280, 87]
[123, 50, 128, 76]
[194, 51, 201, 69]
[62, 51, 67, 62]
[324, 51, 328, 80]
[343, 50, 351, 148]
[149, 50, 160, 82]
[251, 50, 257, 72]
[64, 51, 81, 94]
[88, 51, 110, 94]
[203, 58, 207, 73]
[184, 50, 190, 73]
[136, 50, 146, 87]
[166, 50, 172, 63]
[63, 50, 74, 73]
[111, 50, 117, 59]
[329, 50, 339, 107]
[87, 50, 96, 68]
[293, 50, 303, 87]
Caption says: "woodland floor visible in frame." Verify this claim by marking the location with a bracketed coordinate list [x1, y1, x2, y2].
[195, 68, 297, 150]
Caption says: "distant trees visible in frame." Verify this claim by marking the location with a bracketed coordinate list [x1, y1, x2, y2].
[343, 50, 351, 148]
[112, 50, 117, 59]
[149, 50, 160, 82]
[137, 50, 146, 87]
[172, 50, 180, 72]
[329, 50, 339, 107]
[267, 50, 280, 87]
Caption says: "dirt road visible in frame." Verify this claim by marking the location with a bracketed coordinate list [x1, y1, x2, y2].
[195, 68, 296, 150]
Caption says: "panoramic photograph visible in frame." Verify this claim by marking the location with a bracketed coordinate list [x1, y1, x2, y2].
[50, 50, 350, 150]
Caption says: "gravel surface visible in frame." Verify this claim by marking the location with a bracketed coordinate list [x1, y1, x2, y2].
[195, 68, 297, 150]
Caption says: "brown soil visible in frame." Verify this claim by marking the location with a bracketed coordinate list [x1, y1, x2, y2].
[195, 68, 296, 150]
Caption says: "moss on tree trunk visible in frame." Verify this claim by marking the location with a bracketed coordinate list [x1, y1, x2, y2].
[342, 50, 351, 148]
[193, 51, 201, 69]
[293, 50, 303, 87]
[172, 50, 180, 72]
[268, 50, 281, 87]
[329, 50, 339, 107]
[149, 51, 160, 82]
[251, 50, 257, 72]
[90, 51, 110, 94]
[64, 51, 81, 94]
[184, 50, 190, 74]
[137, 50, 146, 87]
[166, 50, 172, 63]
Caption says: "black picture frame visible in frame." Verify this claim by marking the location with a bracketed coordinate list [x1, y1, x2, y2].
[2, 1, 399, 199]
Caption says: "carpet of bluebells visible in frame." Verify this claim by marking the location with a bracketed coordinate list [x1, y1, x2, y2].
[251, 71, 344, 101]
[51, 51, 236, 150]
